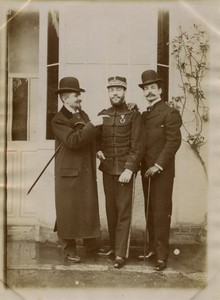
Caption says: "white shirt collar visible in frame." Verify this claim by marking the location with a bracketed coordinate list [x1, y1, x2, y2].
[148, 98, 161, 108]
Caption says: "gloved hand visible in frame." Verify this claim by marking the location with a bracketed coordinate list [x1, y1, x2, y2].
[144, 166, 161, 178]
[90, 115, 109, 126]
[97, 151, 105, 161]
[118, 169, 133, 183]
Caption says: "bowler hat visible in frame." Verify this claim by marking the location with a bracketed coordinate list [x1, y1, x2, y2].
[55, 77, 85, 94]
[138, 70, 163, 89]
[107, 76, 127, 90]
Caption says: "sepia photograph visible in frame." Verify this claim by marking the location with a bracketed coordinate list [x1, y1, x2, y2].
[0, 0, 220, 299]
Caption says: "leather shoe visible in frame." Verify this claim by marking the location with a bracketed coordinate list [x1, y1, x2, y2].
[66, 254, 81, 263]
[97, 248, 115, 257]
[113, 256, 126, 269]
[138, 251, 155, 260]
[154, 260, 166, 271]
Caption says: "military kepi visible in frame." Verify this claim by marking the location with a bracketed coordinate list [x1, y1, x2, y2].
[138, 70, 163, 89]
[107, 76, 127, 90]
[55, 77, 85, 94]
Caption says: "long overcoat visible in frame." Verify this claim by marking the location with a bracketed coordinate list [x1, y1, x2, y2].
[52, 106, 100, 239]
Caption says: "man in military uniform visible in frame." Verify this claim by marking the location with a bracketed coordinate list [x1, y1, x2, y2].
[97, 76, 145, 268]
[138, 70, 182, 271]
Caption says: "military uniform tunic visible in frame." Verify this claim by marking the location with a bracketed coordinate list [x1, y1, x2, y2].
[98, 103, 145, 257]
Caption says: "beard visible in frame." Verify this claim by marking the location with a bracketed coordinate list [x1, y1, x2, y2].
[76, 103, 82, 111]
[72, 102, 82, 112]
[110, 95, 125, 106]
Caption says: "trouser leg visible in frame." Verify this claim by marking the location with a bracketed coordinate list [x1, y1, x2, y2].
[114, 177, 133, 258]
[103, 173, 134, 258]
[103, 173, 117, 251]
[142, 176, 156, 253]
[60, 238, 76, 257]
[153, 176, 174, 261]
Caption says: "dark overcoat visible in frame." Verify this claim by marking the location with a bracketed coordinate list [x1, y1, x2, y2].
[141, 100, 182, 177]
[141, 100, 182, 261]
[52, 106, 100, 239]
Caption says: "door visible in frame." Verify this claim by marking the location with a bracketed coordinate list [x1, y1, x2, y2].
[7, 76, 39, 225]
[7, 10, 40, 227]
[7, 9, 59, 232]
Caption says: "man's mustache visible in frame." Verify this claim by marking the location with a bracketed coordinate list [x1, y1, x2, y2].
[75, 103, 82, 111]
[146, 93, 155, 97]
[111, 96, 121, 100]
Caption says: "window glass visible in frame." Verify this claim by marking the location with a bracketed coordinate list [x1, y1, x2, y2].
[46, 11, 59, 140]
[46, 65, 58, 139]
[157, 10, 169, 101]
[8, 10, 39, 74]
[12, 78, 28, 141]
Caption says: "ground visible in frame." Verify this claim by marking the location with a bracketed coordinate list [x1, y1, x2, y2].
[5, 241, 206, 290]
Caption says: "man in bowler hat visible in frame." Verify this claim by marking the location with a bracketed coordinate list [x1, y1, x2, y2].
[52, 77, 107, 263]
[96, 76, 145, 268]
[138, 70, 182, 271]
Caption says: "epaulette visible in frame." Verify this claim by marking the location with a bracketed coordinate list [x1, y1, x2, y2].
[98, 109, 109, 116]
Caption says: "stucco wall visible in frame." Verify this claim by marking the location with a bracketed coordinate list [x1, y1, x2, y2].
[169, 4, 209, 227]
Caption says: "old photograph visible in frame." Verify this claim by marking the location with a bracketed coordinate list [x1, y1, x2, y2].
[0, 0, 220, 299]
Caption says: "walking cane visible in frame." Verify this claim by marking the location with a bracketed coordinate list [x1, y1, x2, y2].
[125, 175, 136, 259]
[143, 176, 151, 266]
[27, 142, 62, 195]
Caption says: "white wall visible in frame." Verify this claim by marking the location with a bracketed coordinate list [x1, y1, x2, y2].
[169, 2, 215, 225]
[59, 2, 158, 116]
[56, 2, 158, 237]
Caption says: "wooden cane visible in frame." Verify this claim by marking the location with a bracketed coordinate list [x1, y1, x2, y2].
[144, 176, 151, 266]
[125, 175, 136, 259]
[27, 142, 62, 195]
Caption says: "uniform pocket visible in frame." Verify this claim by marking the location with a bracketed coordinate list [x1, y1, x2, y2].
[60, 168, 79, 177]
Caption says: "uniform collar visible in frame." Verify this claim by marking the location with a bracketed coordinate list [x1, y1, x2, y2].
[111, 102, 128, 112]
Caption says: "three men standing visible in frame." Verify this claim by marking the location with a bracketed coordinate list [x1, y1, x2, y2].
[138, 70, 182, 271]
[97, 76, 145, 268]
[52, 71, 182, 271]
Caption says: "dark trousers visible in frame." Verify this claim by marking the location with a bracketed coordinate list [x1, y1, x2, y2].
[103, 173, 134, 258]
[60, 238, 76, 257]
[142, 174, 174, 262]
[60, 238, 98, 256]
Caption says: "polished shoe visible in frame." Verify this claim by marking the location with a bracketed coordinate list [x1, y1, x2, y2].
[66, 254, 81, 263]
[113, 256, 126, 269]
[154, 260, 166, 271]
[97, 248, 115, 257]
[138, 251, 156, 260]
